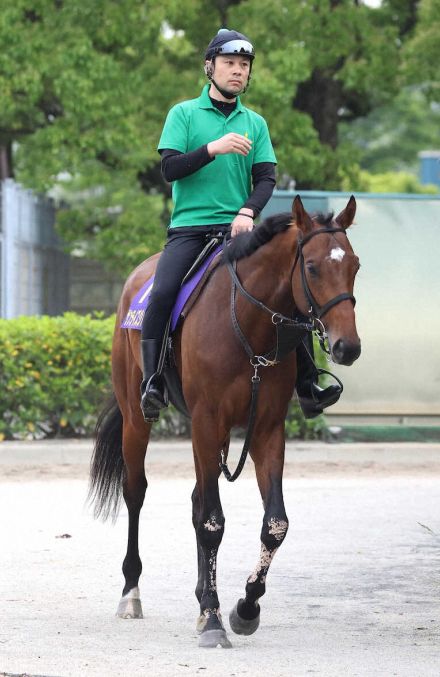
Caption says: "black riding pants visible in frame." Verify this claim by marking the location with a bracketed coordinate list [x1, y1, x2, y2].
[141, 225, 230, 341]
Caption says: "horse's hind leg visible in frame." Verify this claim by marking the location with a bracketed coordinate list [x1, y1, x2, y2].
[191, 483, 204, 622]
[117, 419, 150, 619]
[191, 422, 232, 648]
[229, 424, 289, 635]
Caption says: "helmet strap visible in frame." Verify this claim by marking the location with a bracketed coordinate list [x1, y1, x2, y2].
[211, 77, 237, 100]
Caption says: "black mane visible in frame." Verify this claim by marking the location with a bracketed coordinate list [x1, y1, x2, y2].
[222, 211, 335, 263]
[222, 212, 292, 263]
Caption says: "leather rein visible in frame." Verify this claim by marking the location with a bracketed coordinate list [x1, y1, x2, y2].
[219, 226, 356, 482]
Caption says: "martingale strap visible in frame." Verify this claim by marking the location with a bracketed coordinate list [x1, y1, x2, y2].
[221, 228, 355, 483]
[219, 373, 260, 482]
[220, 249, 313, 483]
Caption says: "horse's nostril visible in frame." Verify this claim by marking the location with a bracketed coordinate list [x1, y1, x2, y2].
[332, 339, 361, 365]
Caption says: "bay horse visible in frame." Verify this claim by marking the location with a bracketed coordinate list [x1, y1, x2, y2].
[89, 195, 361, 648]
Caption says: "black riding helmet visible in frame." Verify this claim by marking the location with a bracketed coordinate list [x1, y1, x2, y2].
[205, 28, 255, 61]
[205, 29, 255, 99]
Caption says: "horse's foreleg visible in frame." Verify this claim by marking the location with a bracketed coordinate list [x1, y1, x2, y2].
[117, 420, 150, 619]
[196, 483, 231, 648]
[230, 427, 288, 635]
[191, 423, 231, 648]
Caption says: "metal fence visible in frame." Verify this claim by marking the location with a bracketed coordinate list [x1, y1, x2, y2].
[1, 181, 438, 423]
[0, 179, 69, 318]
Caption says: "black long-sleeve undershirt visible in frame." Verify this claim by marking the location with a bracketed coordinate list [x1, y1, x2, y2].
[160, 147, 276, 217]
[160, 146, 214, 182]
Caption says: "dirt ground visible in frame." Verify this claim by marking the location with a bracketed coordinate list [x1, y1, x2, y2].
[1, 439, 439, 677]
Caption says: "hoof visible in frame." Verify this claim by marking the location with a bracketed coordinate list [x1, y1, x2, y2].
[199, 628, 232, 649]
[229, 600, 260, 635]
[116, 587, 143, 619]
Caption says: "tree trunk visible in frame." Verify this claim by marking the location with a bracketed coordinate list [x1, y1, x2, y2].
[294, 68, 344, 149]
[215, 0, 243, 26]
[0, 143, 14, 181]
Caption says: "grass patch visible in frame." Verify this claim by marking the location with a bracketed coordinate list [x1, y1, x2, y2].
[331, 426, 440, 443]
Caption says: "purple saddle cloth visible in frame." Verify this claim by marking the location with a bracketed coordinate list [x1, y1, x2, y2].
[121, 246, 221, 331]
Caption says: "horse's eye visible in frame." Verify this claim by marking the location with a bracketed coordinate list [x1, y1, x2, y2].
[306, 262, 318, 277]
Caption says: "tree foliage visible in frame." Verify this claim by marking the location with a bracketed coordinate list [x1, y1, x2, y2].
[402, 0, 440, 101]
[0, 0, 437, 274]
[354, 170, 438, 194]
[339, 88, 440, 174]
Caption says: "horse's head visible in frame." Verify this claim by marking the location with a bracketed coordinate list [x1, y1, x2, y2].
[291, 195, 361, 366]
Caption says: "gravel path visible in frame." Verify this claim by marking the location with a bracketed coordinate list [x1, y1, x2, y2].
[1, 440, 439, 677]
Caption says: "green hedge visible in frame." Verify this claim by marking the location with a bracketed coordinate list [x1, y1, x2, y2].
[0, 313, 327, 440]
[0, 313, 114, 439]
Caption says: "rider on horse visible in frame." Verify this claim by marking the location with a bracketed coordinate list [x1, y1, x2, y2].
[139, 28, 341, 422]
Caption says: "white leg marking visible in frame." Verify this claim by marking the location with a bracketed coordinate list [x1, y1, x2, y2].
[247, 544, 278, 584]
[117, 586, 143, 619]
[268, 517, 289, 541]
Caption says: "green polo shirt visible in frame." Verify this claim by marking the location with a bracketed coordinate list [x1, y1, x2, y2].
[158, 85, 277, 227]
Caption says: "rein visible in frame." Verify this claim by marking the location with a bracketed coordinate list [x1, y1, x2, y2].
[220, 256, 312, 482]
[219, 226, 356, 482]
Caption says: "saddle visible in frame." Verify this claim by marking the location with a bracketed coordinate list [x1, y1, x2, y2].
[121, 234, 226, 417]
[121, 237, 223, 333]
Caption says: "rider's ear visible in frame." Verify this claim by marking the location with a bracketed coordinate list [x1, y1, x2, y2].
[335, 195, 356, 230]
[292, 195, 313, 233]
[204, 60, 214, 78]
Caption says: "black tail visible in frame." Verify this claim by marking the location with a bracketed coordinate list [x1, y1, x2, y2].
[88, 394, 125, 522]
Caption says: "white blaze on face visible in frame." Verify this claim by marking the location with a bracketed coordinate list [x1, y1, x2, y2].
[327, 247, 345, 263]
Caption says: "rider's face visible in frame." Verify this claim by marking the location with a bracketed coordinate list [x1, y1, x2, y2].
[207, 55, 251, 98]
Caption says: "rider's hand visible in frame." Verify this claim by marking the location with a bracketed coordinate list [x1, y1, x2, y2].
[207, 133, 252, 158]
[231, 211, 254, 237]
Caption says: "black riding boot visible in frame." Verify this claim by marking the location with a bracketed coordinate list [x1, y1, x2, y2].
[296, 335, 342, 419]
[140, 338, 168, 422]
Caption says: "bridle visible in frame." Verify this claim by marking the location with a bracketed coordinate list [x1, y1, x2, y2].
[225, 225, 356, 358]
[291, 226, 356, 352]
[219, 226, 355, 482]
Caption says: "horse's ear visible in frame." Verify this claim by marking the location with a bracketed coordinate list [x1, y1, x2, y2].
[292, 195, 313, 233]
[335, 195, 356, 230]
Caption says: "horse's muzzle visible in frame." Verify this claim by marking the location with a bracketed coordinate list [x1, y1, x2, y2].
[331, 338, 361, 366]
